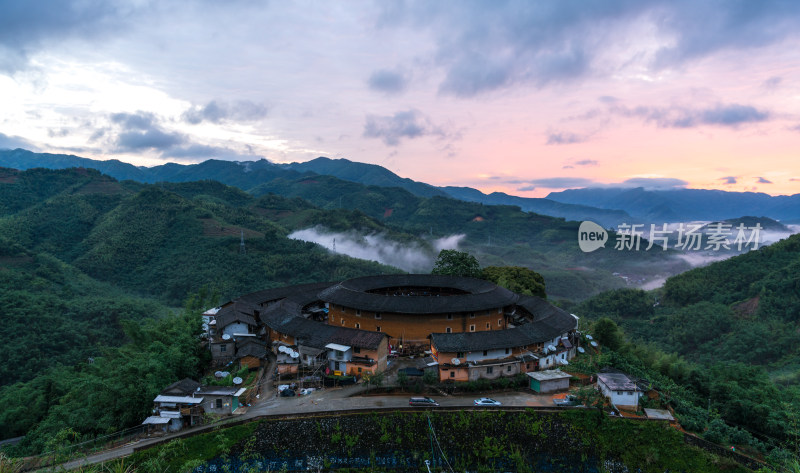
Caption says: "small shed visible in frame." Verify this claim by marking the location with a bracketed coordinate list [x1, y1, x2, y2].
[527, 370, 571, 393]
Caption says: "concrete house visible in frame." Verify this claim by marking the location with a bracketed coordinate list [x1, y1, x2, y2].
[527, 370, 572, 393]
[597, 371, 643, 409]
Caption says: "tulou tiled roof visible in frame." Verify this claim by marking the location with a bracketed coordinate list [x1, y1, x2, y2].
[318, 274, 518, 314]
[430, 296, 577, 352]
[220, 275, 576, 354]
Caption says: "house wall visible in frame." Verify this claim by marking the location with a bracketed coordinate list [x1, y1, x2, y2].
[268, 329, 296, 346]
[438, 365, 469, 382]
[202, 395, 238, 414]
[468, 360, 519, 380]
[240, 355, 261, 369]
[222, 322, 251, 337]
[345, 337, 390, 376]
[277, 363, 298, 375]
[598, 379, 641, 407]
[328, 304, 508, 347]
[210, 342, 235, 364]
[537, 377, 570, 393]
[465, 347, 513, 363]
[538, 350, 570, 370]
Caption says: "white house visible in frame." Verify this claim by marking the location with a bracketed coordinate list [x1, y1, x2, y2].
[597, 371, 642, 408]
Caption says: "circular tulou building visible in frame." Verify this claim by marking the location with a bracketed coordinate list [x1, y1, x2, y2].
[206, 274, 579, 382]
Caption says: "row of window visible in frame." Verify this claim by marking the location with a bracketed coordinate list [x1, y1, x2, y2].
[346, 309, 503, 319]
[442, 364, 515, 375]
[334, 318, 503, 332]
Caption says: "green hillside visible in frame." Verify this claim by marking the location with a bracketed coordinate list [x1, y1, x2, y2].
[0, 168, 398, 305]
[574, 236, 800, 465]
[253, 175, 690, 300]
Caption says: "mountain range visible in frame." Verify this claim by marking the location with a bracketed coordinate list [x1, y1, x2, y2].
[3, 148, 798, 226]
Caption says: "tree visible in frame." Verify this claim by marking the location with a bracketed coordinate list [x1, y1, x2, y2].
[592, 317, 625, 351]
[431, 250, 481, 278]
[423, 369, 438, 385]
[481, 266, 546, 298]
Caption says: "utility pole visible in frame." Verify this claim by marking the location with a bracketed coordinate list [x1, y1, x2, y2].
[239, 230, 246, 255]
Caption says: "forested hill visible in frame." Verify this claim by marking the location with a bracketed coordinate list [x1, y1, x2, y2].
[580, 232, 800, 378]
[0, 167, 396, 305]
[0, 160, 692, 301]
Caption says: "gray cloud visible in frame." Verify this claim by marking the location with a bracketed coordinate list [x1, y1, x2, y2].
[117, 129, 184, 151]
[0, 1, 135, 73]
[762, 76, 782, 89]
[756, 177, 772, 184]
[47, 127, 70, 138]
[183, 100, 269, 125]
[164, 144, 262, 161]
[617, 103, 769, 128]
[363, 109, 445, 146]
[0, 132, 38, 151]
[546, 132, 587, 145]
[517, 185, 536, 192]
[367, 69, 409, 94]
[621, 177, 688, 189]
[110, 110, 184, 151]
[110, 112, 155, 130]
[720, 176, 738, 184]
[574, 159, 598, 166]
[520, 177, 596, 189]
[380, 1, 800, 96]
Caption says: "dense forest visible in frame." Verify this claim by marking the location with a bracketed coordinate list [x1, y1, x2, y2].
[573, 234, 800, 467]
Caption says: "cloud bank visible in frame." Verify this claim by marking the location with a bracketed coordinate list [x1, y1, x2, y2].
[288, 226, 465, 272]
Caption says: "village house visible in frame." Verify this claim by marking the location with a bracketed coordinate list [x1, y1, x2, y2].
[429, 295, 579, 382]
[597, 371, 643, 409]
[526, 370, 572, 393]
[142, 378, 204, 433]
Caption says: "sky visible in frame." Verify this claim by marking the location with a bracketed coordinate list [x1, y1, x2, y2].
[1, 1, 800, 197]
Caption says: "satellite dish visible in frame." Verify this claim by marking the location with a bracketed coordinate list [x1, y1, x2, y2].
[562, 360, 569, 365]
[232, 377, 243, 385]
[590, 341, 598, 347]
[290, 352, 299, 359]
[451, 358, 461, 365]
[585, 334, 593, 340]
[222, 334, 231, 340]
[278, 346, 288, 353]
[577, 347, 585, 354]
[221, 371, 230, 377]
[548, 345, 557, 352]
[543, 347, 549, 354]
[214, 371, 224, 378]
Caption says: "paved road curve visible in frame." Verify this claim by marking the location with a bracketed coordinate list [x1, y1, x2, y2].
[59, 387, 558, 471]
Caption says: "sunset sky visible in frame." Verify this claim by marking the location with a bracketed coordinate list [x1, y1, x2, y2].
[1, 1, 800, 197]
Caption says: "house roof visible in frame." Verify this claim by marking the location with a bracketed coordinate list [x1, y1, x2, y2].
[153, 395, 204, 404]
[526, 370, 572, 381]
[430, 299, 577, 353]
[238, 281, 334, 307]
[236, 338, 267, 359]
[196, 386, 240, 396]
[598, 372, 638, 391]
[318, 274, 518, 314]
[215, 301, 257, 329]
[142, 416, 171, 425]
[160, 378, 201, 396]
[260, 299, 387, 350]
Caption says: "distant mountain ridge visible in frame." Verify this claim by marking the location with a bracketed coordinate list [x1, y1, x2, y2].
[547, 187, 800, 223]
[0, 149, 630, 226]
[3, 148, 797, 225]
